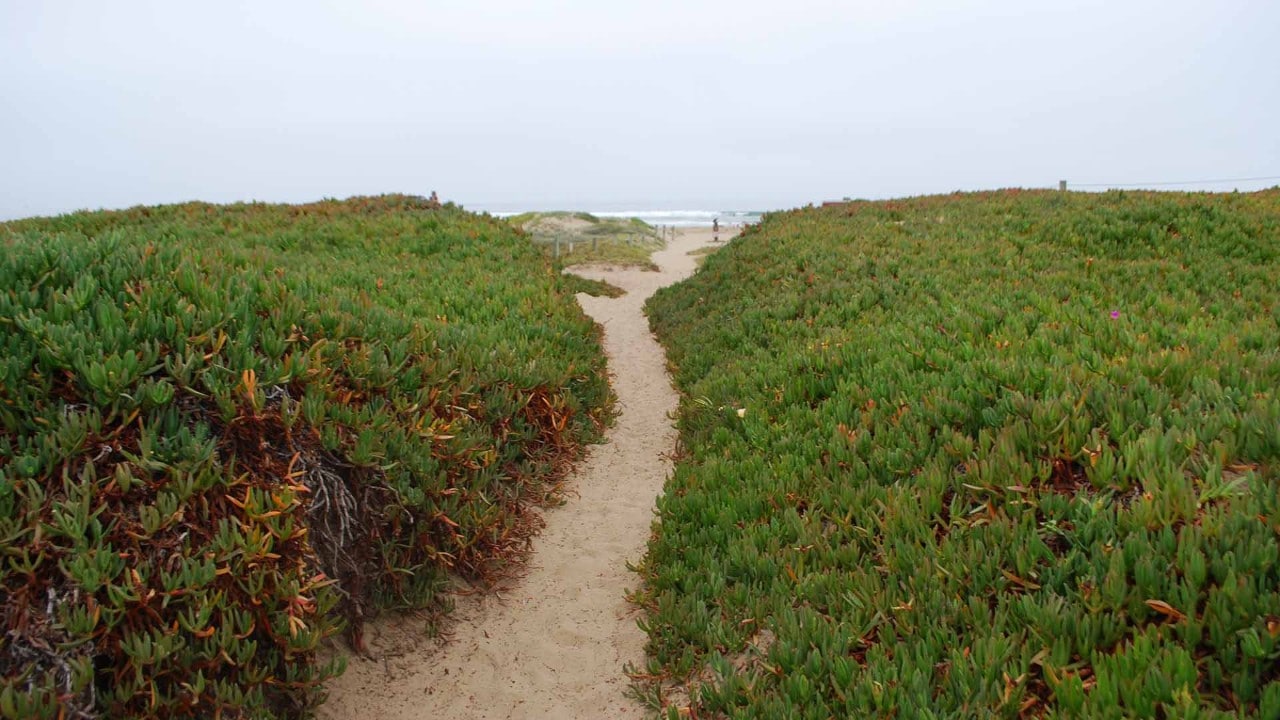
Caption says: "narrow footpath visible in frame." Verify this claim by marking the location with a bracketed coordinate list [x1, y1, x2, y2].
[319, 227, 721, 719]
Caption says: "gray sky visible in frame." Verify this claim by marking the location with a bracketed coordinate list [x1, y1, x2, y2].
[2, 0, 1277, 219]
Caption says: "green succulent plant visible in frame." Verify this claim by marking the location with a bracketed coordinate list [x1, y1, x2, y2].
[0, 195, 614, 718]
[642, 189, 1280, 718]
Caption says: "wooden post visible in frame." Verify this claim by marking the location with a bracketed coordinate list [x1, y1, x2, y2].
[1059, 180, 1067, 192]
[554, 236, 560, 259]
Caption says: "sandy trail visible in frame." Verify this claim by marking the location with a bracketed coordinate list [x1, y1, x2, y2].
[319, 227, 725, 719]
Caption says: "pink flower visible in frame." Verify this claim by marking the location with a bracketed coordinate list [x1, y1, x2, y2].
[1110, 310, 1120, 319]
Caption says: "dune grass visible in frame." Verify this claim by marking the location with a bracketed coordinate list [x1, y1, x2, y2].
[506, 211, 663, 270]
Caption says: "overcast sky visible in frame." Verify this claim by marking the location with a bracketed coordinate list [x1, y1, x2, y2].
[2, 0, 1277, 219]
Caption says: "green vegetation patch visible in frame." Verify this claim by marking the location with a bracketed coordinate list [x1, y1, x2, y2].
[687, 245, 721, 269]
[506, 211, 663, 269]
[560, 273, 627, 299]
[0, 195, 612, 719]
[641, 190, 1280, 717]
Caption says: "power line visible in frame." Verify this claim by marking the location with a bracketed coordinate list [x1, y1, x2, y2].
[1070, 175, 1280, 188]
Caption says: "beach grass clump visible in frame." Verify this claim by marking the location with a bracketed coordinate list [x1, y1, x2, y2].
[641, 189, 1280, 717]
[560, 273, 627, 299]
[505, 211, 663, 269]
[0, 195, 612, 719]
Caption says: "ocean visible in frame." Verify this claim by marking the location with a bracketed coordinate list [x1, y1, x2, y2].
[481, 208, 764, 228]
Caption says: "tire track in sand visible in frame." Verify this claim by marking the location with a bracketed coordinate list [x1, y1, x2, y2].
[319, 227, 721, 719]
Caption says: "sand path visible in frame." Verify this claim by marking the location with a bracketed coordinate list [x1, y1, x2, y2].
[319, 227, 722, 719]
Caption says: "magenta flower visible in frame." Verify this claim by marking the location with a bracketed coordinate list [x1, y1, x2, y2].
[1110, 310, 1120, 319]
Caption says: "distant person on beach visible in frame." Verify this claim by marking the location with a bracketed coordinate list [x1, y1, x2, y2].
[713, 217, 719, 242]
